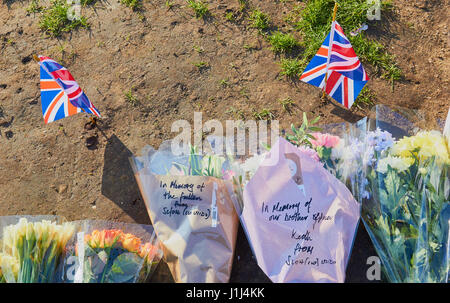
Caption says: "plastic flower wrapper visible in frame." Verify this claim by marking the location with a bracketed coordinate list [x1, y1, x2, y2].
[0, 215, 75, 283]
[0, 253, 19, 283]
[130, 140, 239, 282]
[228, 136, 360, 282]
[61, 220, 162, 283]
[285, 113, 369, 203]
[361, 105, 450, 282]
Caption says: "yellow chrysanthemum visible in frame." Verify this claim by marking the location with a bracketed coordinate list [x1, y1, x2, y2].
[376, 156, 414, 174]
[391, 131, 450, 164]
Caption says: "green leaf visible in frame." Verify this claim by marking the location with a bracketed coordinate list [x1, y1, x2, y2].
[106, 252, 142, 283]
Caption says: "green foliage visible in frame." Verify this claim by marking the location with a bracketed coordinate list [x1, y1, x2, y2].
[192, 61, 208, 69]
[285, 112, 322, 147]
[225, 11, 235, 21]
[249, 9, 271, 31]
[120, 0, 142, 10]
[279, 58, 303, 78]
[253, 109, 275, 121]
[292, 0, 401, 85]
[226, 106, 245, 119]
[165, 0, 174, 9]
[353, 86, 375, 109]
[193, 45, 204, 53]
[219, 79, 230, 87]
[278, 97, 295, 113]
[187, 0, 210, 19]
[81, 0, 98, 5]
[39, 0, 89, 37]
[267, 31, 299, 53]
[26, 0, 43, 14]
[124, 89, 139, 106]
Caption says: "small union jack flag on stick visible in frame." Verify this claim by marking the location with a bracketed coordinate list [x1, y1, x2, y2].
[35, 55, 101, 124]
[300, 3, 369, 109]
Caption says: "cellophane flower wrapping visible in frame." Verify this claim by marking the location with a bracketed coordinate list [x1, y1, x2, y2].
[61, 220, 162, 283]
[130, 140, 239, 282]
[361, 105, 450, 282]
[228, 136, 360, 282]
[303, 118, 368, 203]
[0, 215, 75, 283]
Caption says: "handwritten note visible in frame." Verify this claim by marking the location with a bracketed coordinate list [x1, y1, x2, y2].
[240, 137, 360, 282]
[159, 179, 211, 220]
[260, 197, 335, 267]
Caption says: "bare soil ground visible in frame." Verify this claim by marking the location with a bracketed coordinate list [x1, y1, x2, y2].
[0, 0, 448, 282]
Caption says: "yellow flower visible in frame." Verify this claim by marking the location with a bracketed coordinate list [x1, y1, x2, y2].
[391, 131, 450, 164]
[120, 233, 142, 253]
[376, 156, 414, 174]
[0, 253, 19, 282]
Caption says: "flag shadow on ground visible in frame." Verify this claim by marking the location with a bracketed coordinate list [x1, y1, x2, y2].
[101, 134, 150, 224]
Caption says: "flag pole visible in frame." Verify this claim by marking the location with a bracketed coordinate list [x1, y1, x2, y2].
[322, 2, 339, 100]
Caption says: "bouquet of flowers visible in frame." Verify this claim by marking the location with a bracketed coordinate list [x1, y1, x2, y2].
[0, 253, 19, 283]
[131, 140, 239, 282]
[361, 105, 450, 282]
[0, 216, 75, 283]
[68, 221, 162, 283]
[225, 122, 360, 282]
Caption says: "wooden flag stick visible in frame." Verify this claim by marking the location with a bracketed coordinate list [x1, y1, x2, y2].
[80, 108, 98, 129]
[322, 2, 339, 100]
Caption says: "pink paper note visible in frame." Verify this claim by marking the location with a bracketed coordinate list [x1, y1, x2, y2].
[241, 137, 360, 282]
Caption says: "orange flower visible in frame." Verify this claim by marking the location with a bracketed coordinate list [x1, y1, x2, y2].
[104, 229, 123, 247]
[85, 229, 125, 249]
[120, 233, 142, 253]
[85, 230, 105, 248]
[139, 242, 159, 262]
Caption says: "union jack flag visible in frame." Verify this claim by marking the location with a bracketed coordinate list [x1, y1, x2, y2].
[38, 55, 101, 124]
[300, 21, 369, 109]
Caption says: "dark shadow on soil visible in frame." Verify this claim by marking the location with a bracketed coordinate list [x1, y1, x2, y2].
[148, 260, 175, 283]
[229, 225, 272, 283]
[345, 223, 385, 283]
[101, 134, 150, 224]
[330, 102, 365, 123]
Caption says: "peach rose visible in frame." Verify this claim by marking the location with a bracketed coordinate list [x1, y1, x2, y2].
[120, 233, 142, 253]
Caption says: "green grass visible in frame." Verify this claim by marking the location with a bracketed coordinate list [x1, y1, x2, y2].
[120, 0, 142, 10]
[193, 61, 209, 69]
[124, 88, 139, 106]
[353, 86, 375, 109]
[249, 9, 271, 31]
[226, 106, 245, 120]
[26, 0, 43, 14]
[292, 0, 401, 86]
[278, 97, 295, 113]
[225, 12, 235, 22]
[279, 58, 303, 79]
[165, 0, 174, 9]
[253, 109, 275, 121]
[39, 0, 89, 37]
[238, 0, 248, 12]
[187, 0, 210, 19]
[81, 0, 98, 5]
[219, 79, 230, 87]
[267, 31, 299, 53]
